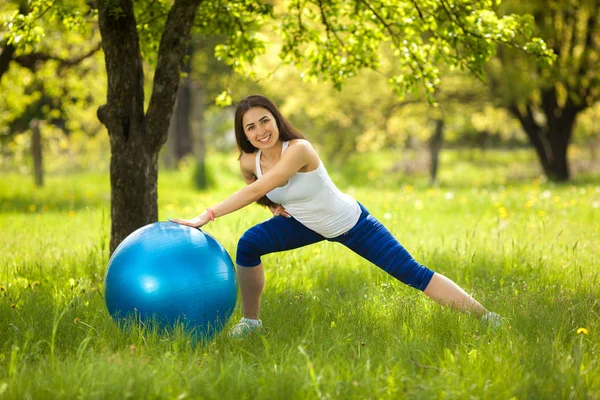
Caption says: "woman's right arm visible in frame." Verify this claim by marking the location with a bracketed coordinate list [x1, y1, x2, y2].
[170, 147, 308, 228]
[239, 153, 289, 217]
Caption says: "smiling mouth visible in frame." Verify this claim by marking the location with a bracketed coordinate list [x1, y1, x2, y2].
[258, 134, 271, 143]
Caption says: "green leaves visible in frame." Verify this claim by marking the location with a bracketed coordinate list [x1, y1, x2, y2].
[280, 0, 384, 90]
[3, 0, 93, 52]
[3, 0, 555, 107]
[214, 90, 232, 107]
[195, 0, 273, 77]
[4, 1, 49, 50]
[276, 0, 555, 102]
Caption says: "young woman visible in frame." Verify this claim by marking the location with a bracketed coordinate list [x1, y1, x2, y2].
[170, 95, 500, 337]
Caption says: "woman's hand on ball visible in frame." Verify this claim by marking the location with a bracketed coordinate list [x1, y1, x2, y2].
[169, 212, 211, 228]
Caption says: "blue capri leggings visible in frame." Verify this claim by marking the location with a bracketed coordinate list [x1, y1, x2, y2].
[236, 203, 434, 291]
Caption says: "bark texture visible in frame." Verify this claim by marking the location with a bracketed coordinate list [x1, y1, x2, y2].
[174, 45, 194, 162]
[509, 87, 584, 182]
[30, 120, 43, 187]
[193, 78, 209, 190]
[96, 0, 201, 253]
[0, 44, 16, 81]
[429, 118, 444, 185]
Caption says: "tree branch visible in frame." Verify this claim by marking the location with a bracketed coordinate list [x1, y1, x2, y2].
[145, 0, 202, 152]
[360, 0, 394, 34]
[316, 0, 345, 46]
[577, 5, 599, 102]
[360, 0, 436, 97]
[96, 0, 145, 140]
[410, 0, 424, 21]
[14, 42, 102, 72]
[438, 0, 522, 50]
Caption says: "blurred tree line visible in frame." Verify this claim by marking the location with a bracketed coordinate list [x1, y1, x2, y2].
[1, 0, 597, 250]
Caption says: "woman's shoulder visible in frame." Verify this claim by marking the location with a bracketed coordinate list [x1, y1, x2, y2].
[286, 139, 320, 169]
[287, 139, 315, 153]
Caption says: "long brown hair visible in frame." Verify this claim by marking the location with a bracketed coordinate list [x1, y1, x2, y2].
[234, 95, 305, 155]
[234, 95, 306, 208]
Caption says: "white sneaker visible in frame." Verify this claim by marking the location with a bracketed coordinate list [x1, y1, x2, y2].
[228, 318, 262, 338]
[480, 312, 503, 330]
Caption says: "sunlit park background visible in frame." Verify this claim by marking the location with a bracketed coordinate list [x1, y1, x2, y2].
[1, 0, 600, 398]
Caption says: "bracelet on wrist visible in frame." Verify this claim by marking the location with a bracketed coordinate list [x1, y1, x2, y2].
[206, 207, 216, 221]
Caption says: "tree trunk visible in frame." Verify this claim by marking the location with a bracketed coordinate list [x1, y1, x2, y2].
[194, 80, 206, 162]
[96, 0, 201, 253]
[545, 123, 571, 182]
[429, 118, 444, 185]
[508, 88, 582, 182]
[193, 71, 209, 190]
[174, 49, 193, 161]
[164, 44, 194, 169]
[0, 44, 16, 82]
[30, 119, 43, 187]
[164, 106, 178, 169]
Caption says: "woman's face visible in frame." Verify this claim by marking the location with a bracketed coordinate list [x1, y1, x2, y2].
[242, 107, 280, 150]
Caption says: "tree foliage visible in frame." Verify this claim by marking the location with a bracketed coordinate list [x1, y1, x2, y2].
[273, 0, 555, 102]
[1, 0, 104, 184]
[488, 0, 599, 181]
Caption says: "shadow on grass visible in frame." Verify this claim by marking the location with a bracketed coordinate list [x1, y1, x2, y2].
[0, 194, 109, 214]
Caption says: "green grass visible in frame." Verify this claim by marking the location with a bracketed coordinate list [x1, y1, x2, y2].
[1, 150, 599, 399]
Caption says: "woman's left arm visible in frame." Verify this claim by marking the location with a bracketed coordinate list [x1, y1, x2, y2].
[170, 141, 315, 228]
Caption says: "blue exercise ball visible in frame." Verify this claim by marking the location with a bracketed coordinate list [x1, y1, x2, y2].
[104, 222, 238, 340]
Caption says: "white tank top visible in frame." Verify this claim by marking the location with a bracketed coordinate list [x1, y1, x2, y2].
[255, 141, 361, 238]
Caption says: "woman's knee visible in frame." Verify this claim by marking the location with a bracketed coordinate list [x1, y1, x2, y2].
[236, 226, 266, 267]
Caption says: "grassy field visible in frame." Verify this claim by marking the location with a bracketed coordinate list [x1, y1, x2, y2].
[1, 149, 599, 399]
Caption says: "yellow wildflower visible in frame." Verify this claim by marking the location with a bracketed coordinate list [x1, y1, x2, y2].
[576, 328, 589, 335]
[498, 206, 508, 218]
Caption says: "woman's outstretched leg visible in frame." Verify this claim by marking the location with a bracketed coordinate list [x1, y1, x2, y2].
[335, 203, 499, 322]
